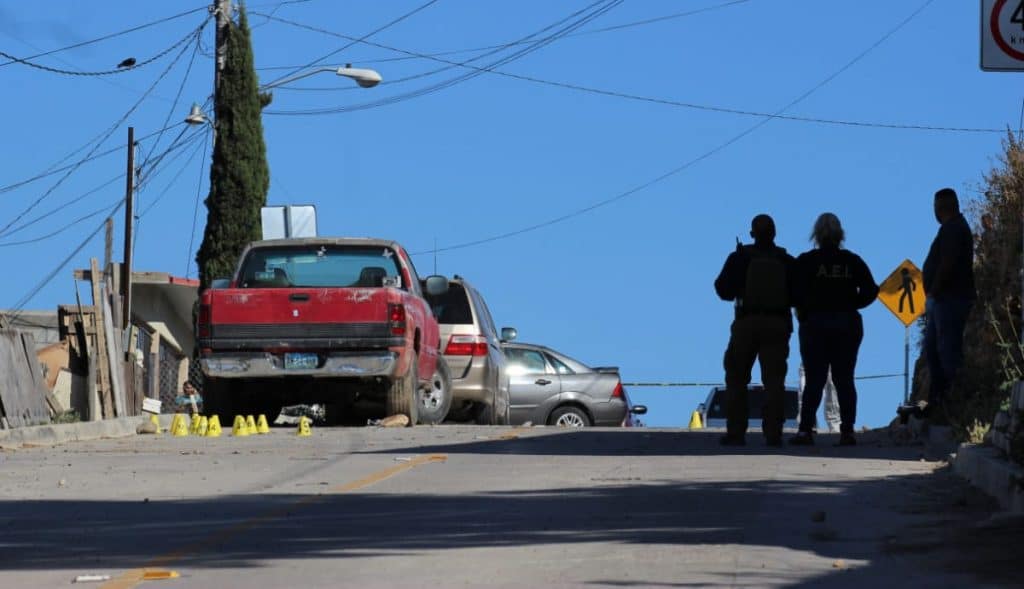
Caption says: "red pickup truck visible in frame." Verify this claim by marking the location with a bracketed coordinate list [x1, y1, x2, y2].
[196, 237, 452, 426]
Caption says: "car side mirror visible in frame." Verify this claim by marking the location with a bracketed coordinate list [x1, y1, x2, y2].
[423, 275, 449, 297]
[697, 403, 706, 413]
[211, 278, 230, 289]
[630, 405, 647, 415]
[500, 327, 518, 342]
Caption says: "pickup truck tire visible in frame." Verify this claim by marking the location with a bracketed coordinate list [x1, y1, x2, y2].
[417, 356, 452, 425]
[386, 353, 418, 426]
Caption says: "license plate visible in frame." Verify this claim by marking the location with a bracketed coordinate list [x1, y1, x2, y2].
[284, 353, 318, 370]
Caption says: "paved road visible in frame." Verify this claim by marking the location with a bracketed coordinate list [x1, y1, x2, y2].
[0, 425, 1015, 588]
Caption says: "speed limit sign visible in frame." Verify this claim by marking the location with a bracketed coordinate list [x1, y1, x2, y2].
[983, 0, 1024, 70]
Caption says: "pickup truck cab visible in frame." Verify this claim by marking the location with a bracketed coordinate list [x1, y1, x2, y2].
[196, 237, 451, 426]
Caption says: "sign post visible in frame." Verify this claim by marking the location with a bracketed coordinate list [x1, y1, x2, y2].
[877, 260, 927, 403]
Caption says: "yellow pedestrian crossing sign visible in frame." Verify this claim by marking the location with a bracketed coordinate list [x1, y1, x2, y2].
[878, 260, 925, 327]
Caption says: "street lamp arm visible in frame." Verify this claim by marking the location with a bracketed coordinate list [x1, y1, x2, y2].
[261, 66, 382, 90]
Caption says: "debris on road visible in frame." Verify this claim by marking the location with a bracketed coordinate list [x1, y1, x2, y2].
[379, 414, 409, 428]
[136, 421, 158, 435]
[73, 574, 111, 583]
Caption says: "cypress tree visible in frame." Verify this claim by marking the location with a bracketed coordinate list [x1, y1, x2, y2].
[196, 4, 271, 288]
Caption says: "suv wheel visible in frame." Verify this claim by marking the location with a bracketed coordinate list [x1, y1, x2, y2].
[550, 406, 590, 427]
[418, 356, 452, 425]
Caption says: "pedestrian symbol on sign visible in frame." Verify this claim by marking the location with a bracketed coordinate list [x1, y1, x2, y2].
[898, 268, 917, 315]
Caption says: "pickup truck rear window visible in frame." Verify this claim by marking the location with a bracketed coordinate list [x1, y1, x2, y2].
[238, 246, 403, 289]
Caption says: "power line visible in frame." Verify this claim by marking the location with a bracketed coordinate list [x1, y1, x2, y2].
[410, 0, 939, 255]
[0, 122, 189, 197]
[0, 26, 206, 237]
[623, 374, 904, 388]
[256, 0, 753, 76]
[138, 129, 210, 218]
[256, 10, 999, 135]
[264, 0, 626, 114]
[261, 0, 443, 88]
[0, 21, 208, 77]
[0, 126, 207, 248]
[0, 5, 209, 68]
[4, 202, 123, 322]
[269, 0, 626, 95]
[0, 174, 122, 239]
[186, 131, 212, 278]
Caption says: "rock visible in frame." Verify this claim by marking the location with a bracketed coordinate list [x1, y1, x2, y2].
[57, 479, 66, 488]
[811, 510, 827, 523]
[380, 414, 409, 428]
[136, 421, 158, 435]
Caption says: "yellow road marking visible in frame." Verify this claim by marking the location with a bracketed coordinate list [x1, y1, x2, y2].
[100, 454, 447, 589]
[493, 427, 532, 440]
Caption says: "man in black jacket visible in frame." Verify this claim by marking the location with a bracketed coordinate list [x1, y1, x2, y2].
[920, 188, 975, 416]
[715, 214, 794, 447]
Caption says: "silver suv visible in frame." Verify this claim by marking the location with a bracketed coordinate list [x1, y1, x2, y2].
[423, 276, 511, 424]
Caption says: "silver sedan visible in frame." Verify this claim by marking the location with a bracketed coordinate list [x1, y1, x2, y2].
[502, 342, 646, 427]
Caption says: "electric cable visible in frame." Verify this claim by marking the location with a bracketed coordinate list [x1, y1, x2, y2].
[257, 10, 1001, 135]
[411, 0, 939, 255]
[0, 125, 207, 248]
[138, 129, 210, 218]
[3, 200, 124, 323]
[266, 0, 625, 94]
[138, 35, 203, 179]
[266, 0, 625, 114]
[0, 26, 206, 237]
[0, 174, 122, 239]
[261, 0, 442, 88]
[0, 21, 208, 77]
[0, 122, 189, 197]
[0, 5, 209, 68]
[256, 0, 752, 77]
[185, 131, 212, 278]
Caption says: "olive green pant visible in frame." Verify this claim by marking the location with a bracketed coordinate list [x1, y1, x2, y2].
[723, 314, 790, 440]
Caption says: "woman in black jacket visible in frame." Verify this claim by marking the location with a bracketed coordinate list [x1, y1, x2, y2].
[791, 213, 879, 446]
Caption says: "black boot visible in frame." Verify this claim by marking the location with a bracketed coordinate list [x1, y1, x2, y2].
[788, 431, 814, 446]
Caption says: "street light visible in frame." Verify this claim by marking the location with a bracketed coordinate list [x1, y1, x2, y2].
[261, 64, 383, 90]
[185, 103, 208, 125]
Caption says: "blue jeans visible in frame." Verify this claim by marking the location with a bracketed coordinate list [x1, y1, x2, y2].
[924, 297, 973, 406]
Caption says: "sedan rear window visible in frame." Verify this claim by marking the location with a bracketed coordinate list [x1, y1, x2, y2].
[238, 246, 403, 289]
[424, 283, 473, 325]
[707, 388, 799, 419]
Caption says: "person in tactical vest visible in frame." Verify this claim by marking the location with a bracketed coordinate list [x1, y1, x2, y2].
[714, 214, 794, 447]
[790, 213, 878, 447]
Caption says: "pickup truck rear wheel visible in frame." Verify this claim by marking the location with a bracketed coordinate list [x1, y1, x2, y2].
[417, 356, 452, 425]
[385, 354, 418, 426]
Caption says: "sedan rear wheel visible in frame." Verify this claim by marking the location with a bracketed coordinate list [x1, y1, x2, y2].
[550, 406, 591, 427]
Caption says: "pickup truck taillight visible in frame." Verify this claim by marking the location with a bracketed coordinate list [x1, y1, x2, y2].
[388, 304, 406, 336]
[197, 304, 211, 338]
[444, 335, 488, 356]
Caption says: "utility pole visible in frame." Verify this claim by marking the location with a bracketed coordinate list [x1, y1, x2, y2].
[215, 0, 231, 105]
[122, 127, 135, 330]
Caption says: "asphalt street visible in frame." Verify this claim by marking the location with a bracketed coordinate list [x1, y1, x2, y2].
[0, 425, 1016, 588]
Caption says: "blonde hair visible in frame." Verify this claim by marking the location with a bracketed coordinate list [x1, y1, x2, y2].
[811, 213, 844, 248]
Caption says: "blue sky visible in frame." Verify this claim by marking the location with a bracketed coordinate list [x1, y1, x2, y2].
[0, 0, 1017, 427]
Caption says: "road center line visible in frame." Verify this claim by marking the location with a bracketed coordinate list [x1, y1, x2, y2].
[100, 453, 448, 589]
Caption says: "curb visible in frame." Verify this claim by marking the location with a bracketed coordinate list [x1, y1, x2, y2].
[953, 443, 1024, 512]
[0, 416, 148, 450]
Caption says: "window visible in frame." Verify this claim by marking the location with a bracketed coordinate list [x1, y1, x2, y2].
[238, 246, 403, 289]
[546, 353, 575, 375]
[505, 348, 550, 375]
[423, 283, 474, 325]
[471, 288, 499, 338]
